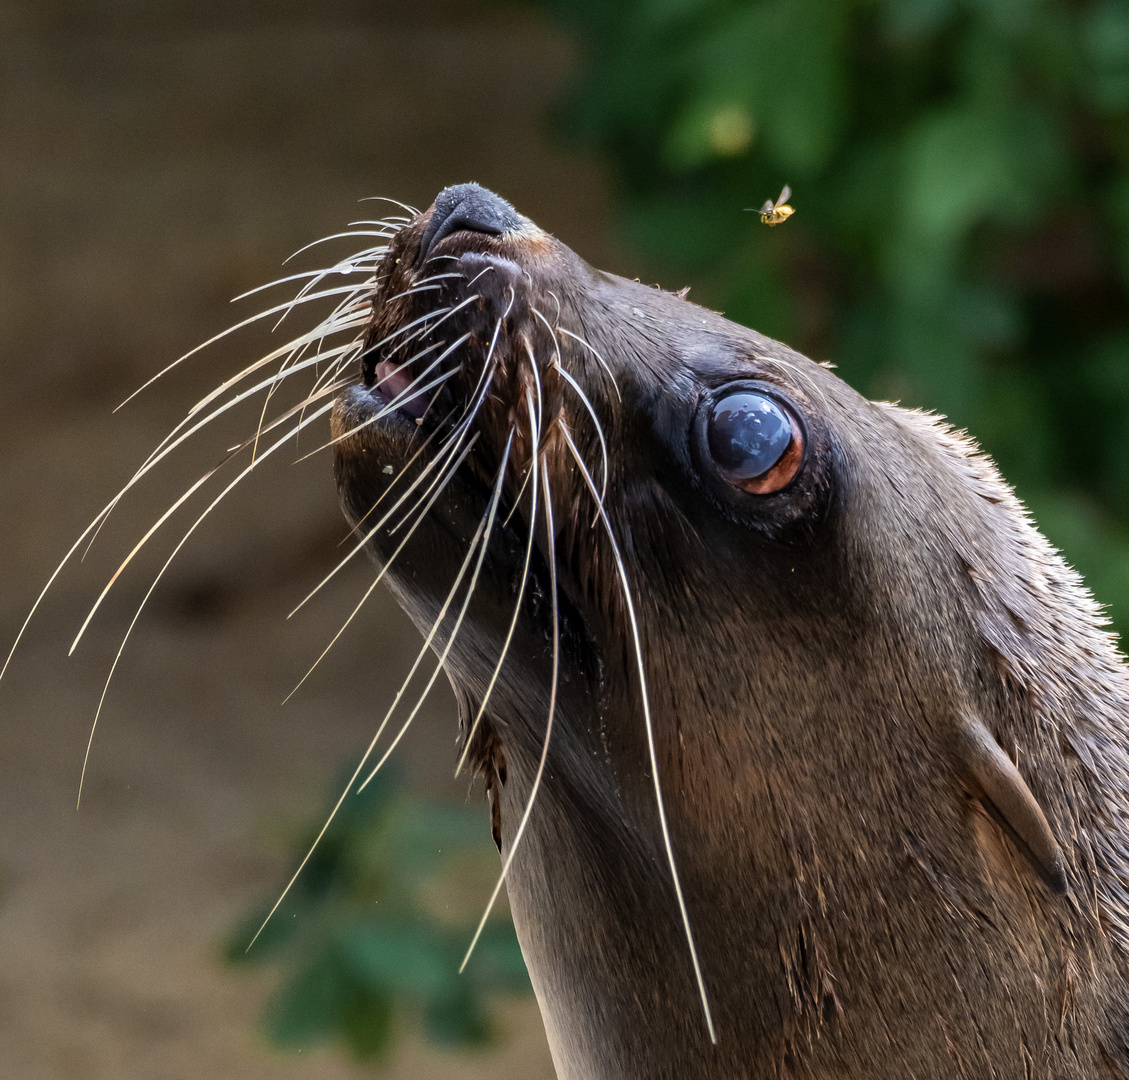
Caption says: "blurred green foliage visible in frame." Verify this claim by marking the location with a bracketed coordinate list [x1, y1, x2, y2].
[227, 769, 530, 1064]
[536, 0, 1129, 633]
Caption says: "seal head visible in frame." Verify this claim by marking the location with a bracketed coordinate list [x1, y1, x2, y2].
[332, 183, 1129, 1078]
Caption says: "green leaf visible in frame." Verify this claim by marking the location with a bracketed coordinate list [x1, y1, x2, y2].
[338, 986, 394, 1061]
[1083, 0, 1129, 111]
[223, 903, 309, 966]
[426, 984, 492, 1047]
[339, 920, 456, 997]
[900, 103, 1066, 257]
[263, 952, 346, 1049]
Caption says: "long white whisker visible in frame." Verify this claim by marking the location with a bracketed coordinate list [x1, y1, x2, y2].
[552, 363, 610, 519]
[116, 287, 371, 413]
[337, 408, 458, 545]
[86, 338, 359, 561]
[75, 399, 337, 809]
[385, 347, 501, 539]
[294, 364, 462, 463]
[358, 196, 420, 216]
[241, 449, 503, 961]
[501, 463, 533, 529]
[382, 275, 464, 305]
[557, 327, 621, 402]
[1, 507, 113, 683]
[282, 231, 398, 263]
[361, 295, 478, 357]
[529, 305, 608, 504]
[559, 422, 716, 1042]
[230, 265, 377, 303]
[281, 432, 480, 702]
[356, 432, 515, 793]
[459, 434, 557, 973]
[270, 263, 379, 334]
[454, 394, 539, 776]
[2, 362, 352, 679]
[287, 424, 473, 618]
[384, 421, 475, 538]
[70, 381, 348, 656]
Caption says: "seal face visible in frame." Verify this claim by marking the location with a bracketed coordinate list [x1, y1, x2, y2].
[332, 184, 1129, 1078]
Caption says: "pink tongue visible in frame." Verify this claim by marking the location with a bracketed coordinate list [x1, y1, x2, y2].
[376, 359, 427, 419]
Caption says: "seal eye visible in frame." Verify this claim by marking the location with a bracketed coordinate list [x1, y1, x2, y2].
[707, 392, 804, 494]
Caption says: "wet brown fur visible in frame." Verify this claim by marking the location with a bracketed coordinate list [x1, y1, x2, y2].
[331, 187, 1129, 1078]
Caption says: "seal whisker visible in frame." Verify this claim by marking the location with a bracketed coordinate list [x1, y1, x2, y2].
[289, 423, 476, 617]
[378, 298, 510, 542]
[560, 421, 717, 1044]
[528, 309, 610, 507]
[382, 273, 465, 304]
[357, 196, 420, 216]
[346, 219, 409, 229]
[557, 326, 621, 402]
[298, 345, 364, 422]
[3, 347, 355, 680]
[361, 297, 478, 356]
[230, 264, 380, 303]
[337, 409, 458, 545]
[461, 264, 496, 290]
[289, 361, 363, 450]
[269, 261, 383, 332]
[459, 437, 559, 974]
[356, 432, 516, 794]
[281, 231, 399, 264]
[75, 398, 338, 809]
[125, 318, 365, 482]
[296, 365, 462, 463]
[243, 444, 512, 961]
[354, 401, 481, 541]
[69, 381, 351, 658]
[552, 361, 609, 515]
[253, 328, 352, 460]
[384, 420, 477, 538]
[116, 285, 373, 412]
[0, 509, 116, 682]
[529, 305, 562, 366]
[127, 341, 359, 493]
[413, 370, 457, 429]
[454, 401, 540, 777]
[281, 432, 481, 704]
[375, 292, 473, 362]
[528, 339, 545, 445]
[501, 463, 533, 529]
[434, 288, 512, 444]
[385, 347, 504, 539]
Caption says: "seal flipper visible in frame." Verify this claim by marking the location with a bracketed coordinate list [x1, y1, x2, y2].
[955, 713, 1068, 894]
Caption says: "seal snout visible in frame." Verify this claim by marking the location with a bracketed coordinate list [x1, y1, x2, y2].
[417, 182, 523, 264]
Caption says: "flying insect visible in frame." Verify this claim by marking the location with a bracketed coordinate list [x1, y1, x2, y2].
[757, 185, 795, 226]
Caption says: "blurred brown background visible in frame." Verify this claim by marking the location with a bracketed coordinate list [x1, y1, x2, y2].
[0, 2, 625, 1075]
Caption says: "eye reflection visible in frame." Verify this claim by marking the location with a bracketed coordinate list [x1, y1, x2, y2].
[706, 391, 804, 495]
[709, 394, 791, 476]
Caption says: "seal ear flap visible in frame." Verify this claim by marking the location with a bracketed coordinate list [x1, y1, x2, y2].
[955, 713, 1068, 895]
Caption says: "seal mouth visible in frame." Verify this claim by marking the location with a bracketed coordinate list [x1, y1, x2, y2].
[348, 184, 539, 439]
[370, 357, 429, 420]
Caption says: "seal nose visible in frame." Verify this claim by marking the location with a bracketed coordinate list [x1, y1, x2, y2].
[418, 183, 522, 260]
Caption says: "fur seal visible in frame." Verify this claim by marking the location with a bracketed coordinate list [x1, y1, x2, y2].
[328, 183, 1129, 1078]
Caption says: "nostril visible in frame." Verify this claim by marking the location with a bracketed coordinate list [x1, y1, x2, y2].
[418, 183, 521, 260]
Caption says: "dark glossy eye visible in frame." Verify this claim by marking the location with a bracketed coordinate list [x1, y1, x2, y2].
[707, 392, 804, 494]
